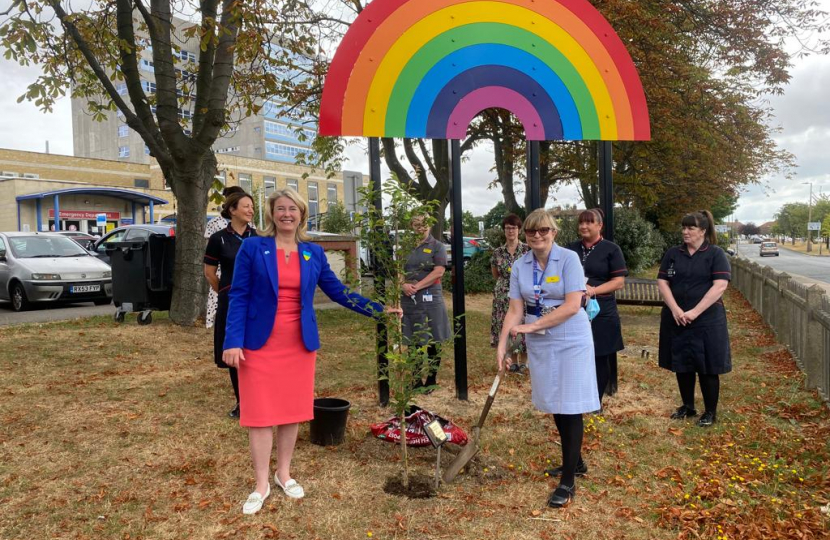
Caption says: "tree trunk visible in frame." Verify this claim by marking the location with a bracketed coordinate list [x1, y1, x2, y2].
[168, 154, 215, 325]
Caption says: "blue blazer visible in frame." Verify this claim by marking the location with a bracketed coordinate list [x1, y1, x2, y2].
[223, 236, 383, 352]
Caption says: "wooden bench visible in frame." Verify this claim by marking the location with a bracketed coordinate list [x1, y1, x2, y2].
[615, 277, 663, 307]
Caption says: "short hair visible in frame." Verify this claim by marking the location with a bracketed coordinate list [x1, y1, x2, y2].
[577, 208, 604, 224]
[522, 208, 559, 234]
[502, 213, 523, 228]
[261, 187, 311, 243]
[222, 185, 245, 197]
[220, 191, 253, 220]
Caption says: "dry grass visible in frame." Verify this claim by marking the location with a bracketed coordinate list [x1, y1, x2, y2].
[1, 291, 829, 539]
[777, 241, 830, 257]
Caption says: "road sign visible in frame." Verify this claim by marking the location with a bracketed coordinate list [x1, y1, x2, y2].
[808, 222, 821, 231]
[715, 224, 729, 233]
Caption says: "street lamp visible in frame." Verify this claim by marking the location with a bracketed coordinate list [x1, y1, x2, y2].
[802, 182, 813, 252]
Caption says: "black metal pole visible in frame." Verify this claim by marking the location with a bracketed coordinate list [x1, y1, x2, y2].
[450, 139, 468, 400]
[369, 137, 389, 406]
[527, 140, 541, 211]
[598, 141, 614, 242]
[598, 140, 617, 396]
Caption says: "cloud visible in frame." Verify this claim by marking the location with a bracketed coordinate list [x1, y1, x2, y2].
[0, 58, 73, 156]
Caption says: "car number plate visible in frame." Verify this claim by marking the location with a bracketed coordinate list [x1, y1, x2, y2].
[71, 285, 101, 293]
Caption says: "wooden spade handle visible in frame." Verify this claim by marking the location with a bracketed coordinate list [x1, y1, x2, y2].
[476, 370, 503, 429]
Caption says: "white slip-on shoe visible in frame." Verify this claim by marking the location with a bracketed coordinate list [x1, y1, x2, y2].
[242, 485, 270, 515]
[274, 472, 304, 499]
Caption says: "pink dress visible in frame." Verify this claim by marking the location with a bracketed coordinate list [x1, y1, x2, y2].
[238, 249, 316, 427]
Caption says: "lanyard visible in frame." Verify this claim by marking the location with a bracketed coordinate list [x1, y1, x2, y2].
[229, 226, 252, 242]
[531, 254, 550, 314]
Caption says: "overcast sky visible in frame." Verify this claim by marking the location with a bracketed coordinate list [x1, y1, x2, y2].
[1, 9, 827, 225]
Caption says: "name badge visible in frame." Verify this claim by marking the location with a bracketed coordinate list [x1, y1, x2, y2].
[546, 276, 559, 283]
[423, 248, 432, 254]
[533, 285, 542, 292]
[422, 294, 433, 302]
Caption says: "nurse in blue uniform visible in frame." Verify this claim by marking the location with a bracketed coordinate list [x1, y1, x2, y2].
[657, 210, 731, 427]
[496, 208, 599, 509]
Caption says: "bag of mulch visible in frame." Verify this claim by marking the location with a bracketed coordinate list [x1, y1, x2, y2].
[370, 405, 468, 447]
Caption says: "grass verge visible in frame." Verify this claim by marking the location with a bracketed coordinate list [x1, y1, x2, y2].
[0, 290, 828, 539]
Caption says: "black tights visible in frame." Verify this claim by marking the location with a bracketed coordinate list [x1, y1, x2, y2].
[423, 343, 441, 385]
[553, 414, 584, 487]
[595, 354, 612, 405]
[228, 367, 240, 404]
[676, 372, 719, 413]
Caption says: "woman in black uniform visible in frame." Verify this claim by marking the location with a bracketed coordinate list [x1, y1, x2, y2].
[657, 210, 731, 427]
[567, 209, 628, 407]
[401, 214, 451, 391]
[204, 191, 256, 418]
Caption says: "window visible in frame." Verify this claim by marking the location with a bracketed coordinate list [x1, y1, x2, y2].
[265, 141, 305, 160]
[119, 146, 130, 158]
[327, 183, 338, 204]
[22, 173, 39, 179]
[179, 108, 192, 120]
[116, 82, 128, 95]
[307, 182, 319, 231]
[287, 179, 298, 191]
[141, 80, 156, 94]
[118, 125, 129, 138]
[144, 145, 151, 155]
[254, 126, 261, 133]
[216, 171, 226, 185]
[177, 50, 197, 63]
[216, 146, 239, 154]
[125, 229, 151, 241]
[264, 176, 276, 197]
[134, 179, 150, 188]
[239, 173, 253, 194]
[140, 59, 154, 72]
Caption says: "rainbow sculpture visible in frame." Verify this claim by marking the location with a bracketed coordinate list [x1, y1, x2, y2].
[319, 0, 650, 141]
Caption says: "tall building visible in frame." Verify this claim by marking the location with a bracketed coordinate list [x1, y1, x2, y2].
[71, 17, 314, 166]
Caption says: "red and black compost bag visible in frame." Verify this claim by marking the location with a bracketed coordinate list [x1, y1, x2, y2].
[370, 405, 468, 447]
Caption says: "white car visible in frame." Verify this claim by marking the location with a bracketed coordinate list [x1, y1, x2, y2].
[0, 232, 112, 311]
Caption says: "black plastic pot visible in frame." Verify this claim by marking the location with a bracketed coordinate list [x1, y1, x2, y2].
[310, 398, 351, 446]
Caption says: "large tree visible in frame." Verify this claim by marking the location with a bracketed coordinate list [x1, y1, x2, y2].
[0, 0, 306, 324]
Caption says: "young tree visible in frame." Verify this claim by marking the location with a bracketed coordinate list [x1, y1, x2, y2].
[0, 0, 310, 324]
[740, 222, 761, 237]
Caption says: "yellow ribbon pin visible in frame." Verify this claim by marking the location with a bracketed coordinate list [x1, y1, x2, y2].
[546, 276, 560, 283]
[302, 250, 311, 261]
[423, 248, 432, 254]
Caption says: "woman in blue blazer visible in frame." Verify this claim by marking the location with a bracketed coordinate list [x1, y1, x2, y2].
[222, 187, 400, 515]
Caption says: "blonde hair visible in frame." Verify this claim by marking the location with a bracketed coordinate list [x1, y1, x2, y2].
[260, 187, 311, 242]
[522, 208, 559, 234]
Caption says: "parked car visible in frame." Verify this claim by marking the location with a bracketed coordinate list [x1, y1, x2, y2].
[759, 241, 779, 257]
[90, 224, 176, 264]
[0, 232, 113, 311]
[444, 235, 491, 266]
[53, 231, 99, 250]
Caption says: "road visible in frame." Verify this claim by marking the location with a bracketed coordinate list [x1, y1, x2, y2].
[736, 242, 830, 291]
[0, 301, 115, 327]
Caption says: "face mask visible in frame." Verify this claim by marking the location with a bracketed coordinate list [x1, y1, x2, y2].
[585, 297, 601, 321]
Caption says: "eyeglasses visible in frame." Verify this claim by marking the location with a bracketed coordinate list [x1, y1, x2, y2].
[524, 227, 553, 237]
[504, 226, 519, 231]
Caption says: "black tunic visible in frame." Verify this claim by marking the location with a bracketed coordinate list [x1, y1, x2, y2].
[657, 242, 732, 374]
[204, 224, 256, 368]
[566, 238, 628, 356]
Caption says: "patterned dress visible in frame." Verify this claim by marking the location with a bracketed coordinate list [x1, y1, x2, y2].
[490, 242, 529, 349]
[204, 216, 229, 329]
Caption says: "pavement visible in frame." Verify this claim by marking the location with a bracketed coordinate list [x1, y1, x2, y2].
[0, 301, 115, 327]
[735, 242, 830, 294]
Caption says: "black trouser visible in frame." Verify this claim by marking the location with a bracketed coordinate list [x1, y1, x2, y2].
[676, 372, 720, 413]
[228, 367, 240, 404]
[553, 414, 584, 487]
[595, 354, 613, 405]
